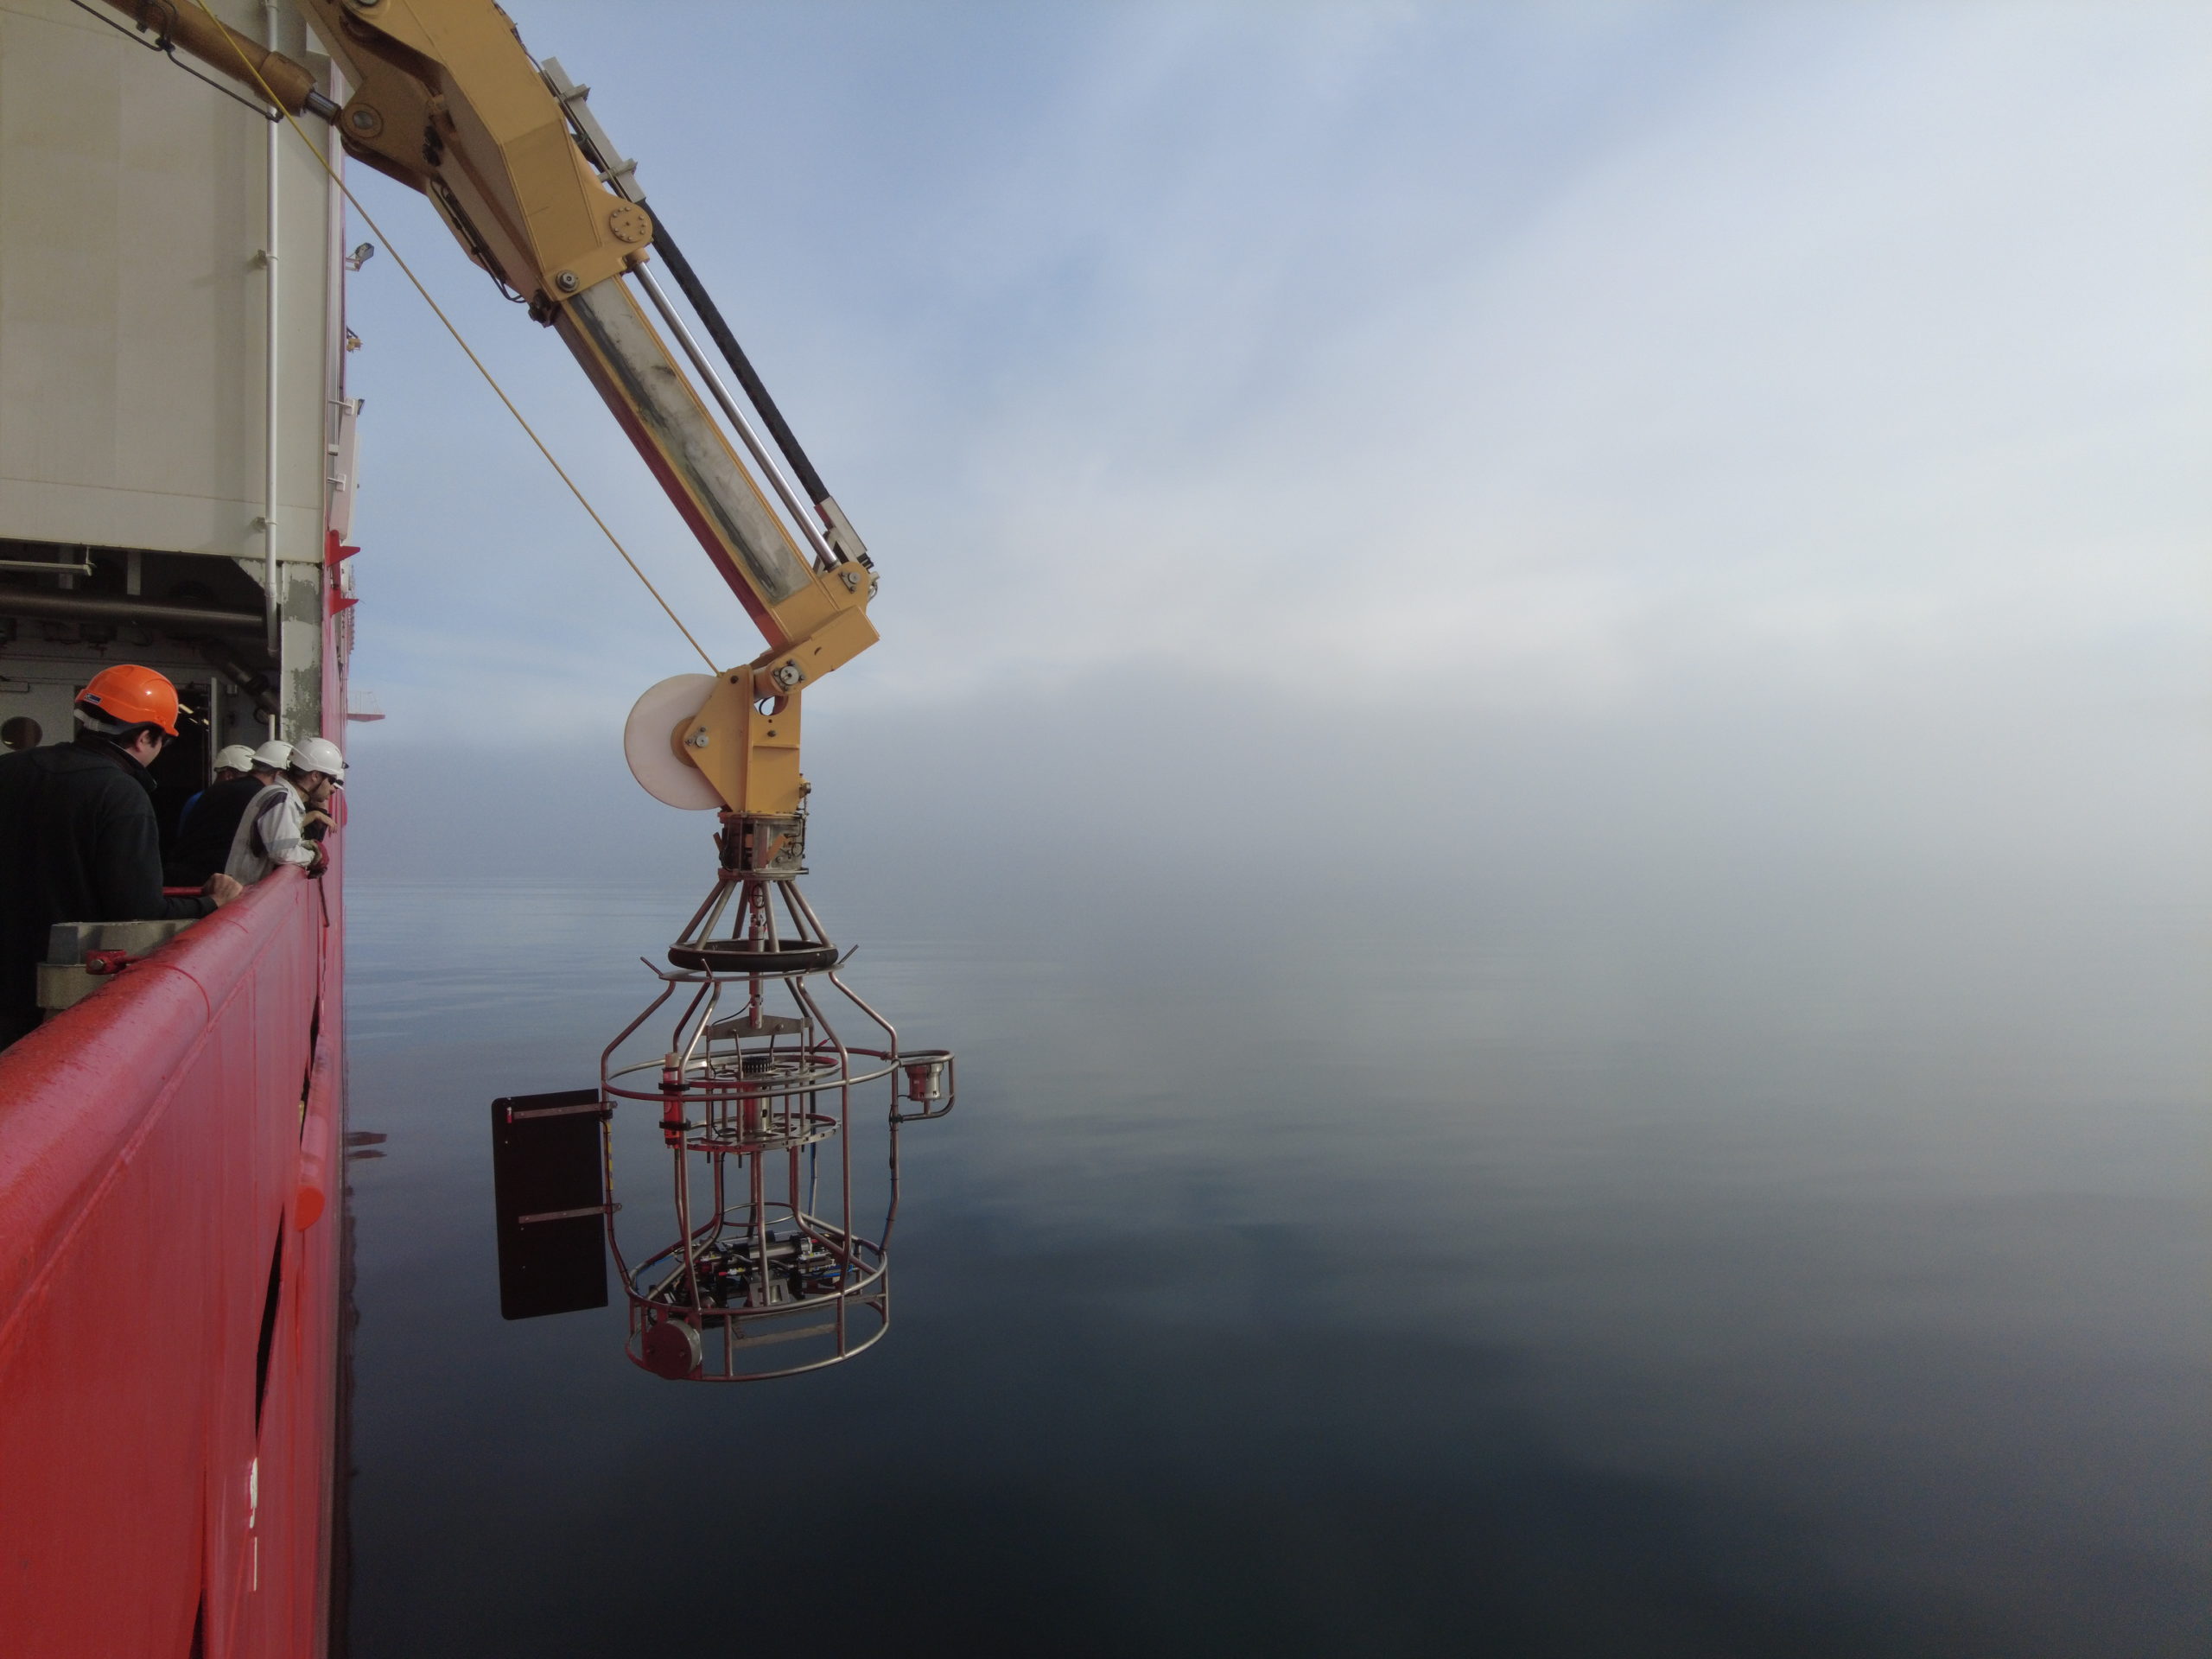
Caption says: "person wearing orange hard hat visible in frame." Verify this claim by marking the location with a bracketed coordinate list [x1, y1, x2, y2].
[0, 664, 241, 1047]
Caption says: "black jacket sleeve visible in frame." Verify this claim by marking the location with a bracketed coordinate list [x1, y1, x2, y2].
[93, 776, 215, 921]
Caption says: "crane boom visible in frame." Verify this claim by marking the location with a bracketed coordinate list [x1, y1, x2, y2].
[107, 0, 878, 816]
[86, 0, 965, 1389]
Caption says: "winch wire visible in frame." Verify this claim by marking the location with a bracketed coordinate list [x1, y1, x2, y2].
[187, 0, 721, 674]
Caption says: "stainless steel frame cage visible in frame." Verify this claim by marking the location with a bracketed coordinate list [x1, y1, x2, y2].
[597, 816, 955, 1382]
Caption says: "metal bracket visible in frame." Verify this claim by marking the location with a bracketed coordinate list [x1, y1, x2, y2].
[516, 1203, 619, 1226]
[541, 59, 645, 205]
[505, 1101, 609, 1122]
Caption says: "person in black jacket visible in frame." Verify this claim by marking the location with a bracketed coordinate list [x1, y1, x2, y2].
[165, 745, 267, 887]
[0, 664, 241, 1049]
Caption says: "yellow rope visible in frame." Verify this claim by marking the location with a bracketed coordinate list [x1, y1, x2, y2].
[188, 0, 721, 674]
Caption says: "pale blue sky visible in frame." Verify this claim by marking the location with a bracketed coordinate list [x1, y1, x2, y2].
[336, 2, 2209, 892]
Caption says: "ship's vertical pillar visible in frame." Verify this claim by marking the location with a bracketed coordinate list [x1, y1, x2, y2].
[280, 558, 323, 739]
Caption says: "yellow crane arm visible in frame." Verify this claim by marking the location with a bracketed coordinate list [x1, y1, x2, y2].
[109, 0, 879, 816]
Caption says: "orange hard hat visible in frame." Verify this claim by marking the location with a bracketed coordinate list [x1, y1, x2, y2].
[78, 664, 181, 737]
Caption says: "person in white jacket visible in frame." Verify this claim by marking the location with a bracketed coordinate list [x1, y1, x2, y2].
[225, 734, 346, 884]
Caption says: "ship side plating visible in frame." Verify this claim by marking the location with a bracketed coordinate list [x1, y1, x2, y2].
[0, 3, 355, 1654]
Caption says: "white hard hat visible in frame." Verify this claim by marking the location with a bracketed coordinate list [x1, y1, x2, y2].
[213, 744, 257, 772]
[290, 734, 347, 783]
[251, 740, 293, 772]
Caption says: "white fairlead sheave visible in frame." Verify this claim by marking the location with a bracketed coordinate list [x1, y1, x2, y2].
[223, 780, 315, 885]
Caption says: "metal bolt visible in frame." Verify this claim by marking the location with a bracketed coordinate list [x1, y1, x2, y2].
[771, 663, 803, 690]
[839, 569, 860, 592]
[687, 729, 709, 748]
[555, 270, 580, 292]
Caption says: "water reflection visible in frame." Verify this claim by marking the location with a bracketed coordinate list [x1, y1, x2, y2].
[343, 879, 2208, 1657]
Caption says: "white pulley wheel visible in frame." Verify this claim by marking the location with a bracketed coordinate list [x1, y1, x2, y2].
[623, 673, 721, 810]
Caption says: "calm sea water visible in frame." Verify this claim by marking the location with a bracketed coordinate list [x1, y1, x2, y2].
[342, 874, 2207, 1657]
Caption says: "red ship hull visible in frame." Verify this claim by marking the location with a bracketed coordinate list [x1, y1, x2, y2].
[0, 3, 365, 1649]
[0, 853, 346, 1656]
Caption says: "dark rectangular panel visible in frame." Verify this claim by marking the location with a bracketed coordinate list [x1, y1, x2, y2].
[491, 1090, 609, 1321]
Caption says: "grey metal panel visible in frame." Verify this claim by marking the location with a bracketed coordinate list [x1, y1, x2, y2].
[0, 0, 335, 563]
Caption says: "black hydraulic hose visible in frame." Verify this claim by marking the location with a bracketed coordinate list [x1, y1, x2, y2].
[645, 212, 831, 512]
